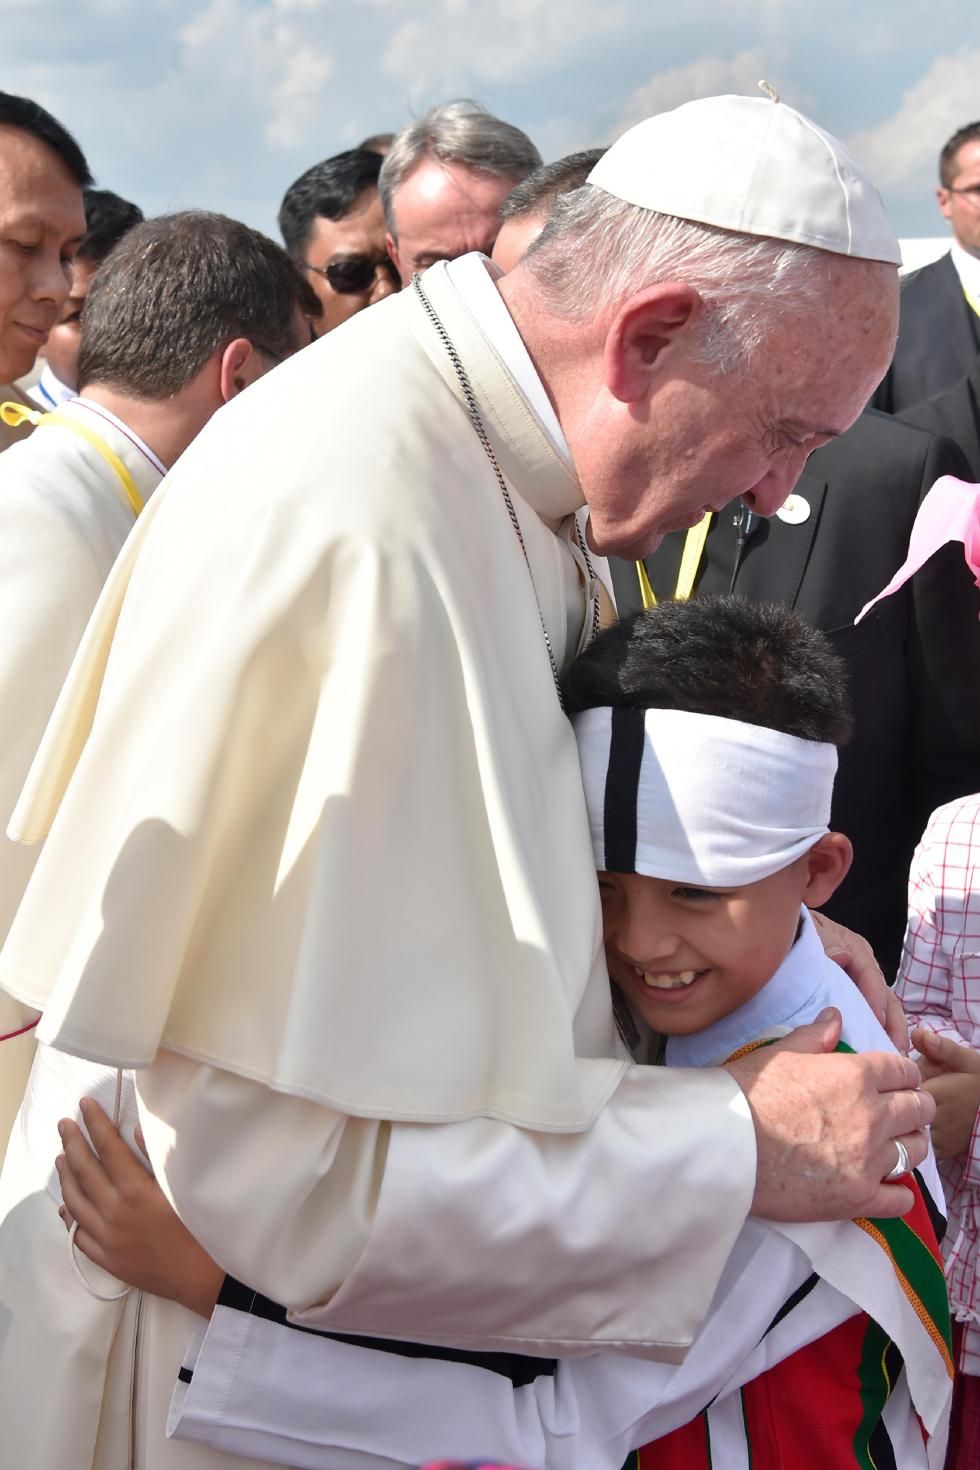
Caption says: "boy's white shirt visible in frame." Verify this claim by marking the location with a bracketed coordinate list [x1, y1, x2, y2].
[166, 912, 948, 1469]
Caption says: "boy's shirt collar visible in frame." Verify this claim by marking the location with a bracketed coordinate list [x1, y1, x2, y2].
[665, 908, 824, 1068]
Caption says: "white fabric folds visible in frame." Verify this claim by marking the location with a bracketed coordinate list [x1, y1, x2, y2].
[573, 707, 837, 886]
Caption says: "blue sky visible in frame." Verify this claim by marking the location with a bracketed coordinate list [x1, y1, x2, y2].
[3, 0, 979, 242]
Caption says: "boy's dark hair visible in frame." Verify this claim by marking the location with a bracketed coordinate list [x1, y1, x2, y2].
[278, 149, 384, 258]
[499, 148, 606, 223]
[77, 211, 321, 398]
[0, 92, 92, 186]
[79, 188, 144, 264]
[562, 595, 852, 745]
[940, 122, 980, 189]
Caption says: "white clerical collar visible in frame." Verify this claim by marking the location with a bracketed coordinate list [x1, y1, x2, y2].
[444, 252, 573, 470]
[949, 240, 980, 308]
[72, 397, 167, 479]
[664, 907, 825, 1068]
[27, 362, 75, 411]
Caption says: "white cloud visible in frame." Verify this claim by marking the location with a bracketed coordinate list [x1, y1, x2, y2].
[848, 47, 980, 196]
[377, 0, 625, 97]
[613, 49, 794, 134]
[179, 0, 333, 150]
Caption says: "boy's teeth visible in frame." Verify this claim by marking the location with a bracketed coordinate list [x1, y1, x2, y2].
[636, 969, 697, 990]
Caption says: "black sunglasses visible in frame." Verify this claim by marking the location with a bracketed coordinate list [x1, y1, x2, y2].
[305, 255, 399, 294]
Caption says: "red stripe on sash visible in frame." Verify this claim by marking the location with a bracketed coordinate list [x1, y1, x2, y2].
[640, 1312, 914, 1468]
[638, 1415, 710, 1469]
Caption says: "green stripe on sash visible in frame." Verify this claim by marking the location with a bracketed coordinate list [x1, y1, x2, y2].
[853, 1317, 894, 1469]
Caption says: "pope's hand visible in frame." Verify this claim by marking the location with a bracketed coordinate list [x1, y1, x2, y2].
[56, 1097, 223, 1318]
[725, 1007, 934, 1221]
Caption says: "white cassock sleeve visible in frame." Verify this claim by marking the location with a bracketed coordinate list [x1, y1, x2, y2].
[166, 1219, 855, 1469]
[136, 1049, 756, 1357]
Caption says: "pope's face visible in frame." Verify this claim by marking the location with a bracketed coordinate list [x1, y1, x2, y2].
[571, 257, 898, 559]
[387, 160, 518, 284]
[938, 139, 980, 258]
[0, 124, 85, 382]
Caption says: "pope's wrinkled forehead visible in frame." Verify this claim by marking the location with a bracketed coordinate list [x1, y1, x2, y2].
[589, 92, 901, 268]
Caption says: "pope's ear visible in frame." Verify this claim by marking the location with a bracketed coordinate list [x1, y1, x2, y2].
[603, 283, 701, 404]
[802, 832, 853, 909]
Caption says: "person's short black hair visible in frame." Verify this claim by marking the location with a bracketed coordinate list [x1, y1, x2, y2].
[562, 595, 852, 745]
[499, 148, 606, 223]
[278, 148, 384, 259]
[0, 91, 92, 187]
[77, 210, 321, 398]
[78, 188, 143, 264]
[940, 122, 980, 188]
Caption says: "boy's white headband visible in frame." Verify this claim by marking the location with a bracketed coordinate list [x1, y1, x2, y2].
[573, 706, 837, 887]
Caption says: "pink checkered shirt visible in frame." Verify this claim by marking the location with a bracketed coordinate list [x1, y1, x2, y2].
[897, 794, 980, 1377]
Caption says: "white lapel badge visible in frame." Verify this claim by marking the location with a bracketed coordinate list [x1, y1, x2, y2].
[776, 493, 811, 525]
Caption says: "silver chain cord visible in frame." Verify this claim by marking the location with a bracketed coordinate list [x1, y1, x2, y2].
[412, 272, 601, 710]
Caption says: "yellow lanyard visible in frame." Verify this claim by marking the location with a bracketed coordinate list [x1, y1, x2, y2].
[0, 401, 145, 518]
[635, 511, 712, 610]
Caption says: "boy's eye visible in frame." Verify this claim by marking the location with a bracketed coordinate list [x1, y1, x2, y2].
[672, 887, 719, 902]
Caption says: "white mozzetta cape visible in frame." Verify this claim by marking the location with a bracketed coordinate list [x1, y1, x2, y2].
[0, 263, 628, 1127]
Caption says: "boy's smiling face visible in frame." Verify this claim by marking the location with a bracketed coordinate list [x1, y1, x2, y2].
[600, 835, 850, 1036]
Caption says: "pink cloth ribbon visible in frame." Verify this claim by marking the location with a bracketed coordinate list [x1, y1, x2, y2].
[857, 477, 980, 623]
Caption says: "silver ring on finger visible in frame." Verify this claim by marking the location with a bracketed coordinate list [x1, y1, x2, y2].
[883, 1138, 911, 1182]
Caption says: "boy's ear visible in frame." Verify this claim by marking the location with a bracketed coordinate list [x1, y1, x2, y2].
[801, 832, 853, 909]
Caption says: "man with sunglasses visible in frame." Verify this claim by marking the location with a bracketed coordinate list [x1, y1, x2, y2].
[873, 121, 980, 413]
[279, 147, 399, 334]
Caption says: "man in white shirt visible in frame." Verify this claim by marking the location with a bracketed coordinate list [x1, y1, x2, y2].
[0, 212, 319, 1159]
[0, 90, 87, 452]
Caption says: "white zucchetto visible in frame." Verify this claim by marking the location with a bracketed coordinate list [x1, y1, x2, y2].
[589, 91, 901, 266]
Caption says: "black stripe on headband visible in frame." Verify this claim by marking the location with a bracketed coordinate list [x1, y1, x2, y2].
[602, 706, 646, 872]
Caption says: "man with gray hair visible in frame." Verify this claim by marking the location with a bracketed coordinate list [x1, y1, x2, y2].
[0, 94, 929, 1466]
[380, 98, 540, 282]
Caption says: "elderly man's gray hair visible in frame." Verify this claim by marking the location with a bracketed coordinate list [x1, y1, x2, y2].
[525, 185, 832, 376]
[380, 100, 541, 237]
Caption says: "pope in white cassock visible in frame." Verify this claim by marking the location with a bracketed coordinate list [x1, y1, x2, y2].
[0, 95, 931, 1467]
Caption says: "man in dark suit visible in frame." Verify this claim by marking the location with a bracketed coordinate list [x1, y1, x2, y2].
[610, 412, 980, 976]
[899, 354, 980, 480]
[872, 121, 980, 414]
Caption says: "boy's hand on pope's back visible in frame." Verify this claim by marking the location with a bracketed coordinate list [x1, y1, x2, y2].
[56, 1098, 224, 1318]
[725, 1007, 934, 1222]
